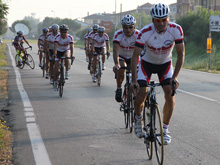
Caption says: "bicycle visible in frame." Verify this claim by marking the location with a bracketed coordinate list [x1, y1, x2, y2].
[57, 56, 74, 97]
[96, 52, 103, 86]
[142, 80, 176, 165]
[15, 47, 35, 69]
[41, 51, 46, 77]
[115, 66, 134, 133]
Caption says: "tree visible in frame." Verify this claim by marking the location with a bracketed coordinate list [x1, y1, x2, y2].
[0, 0, 9, 35]
[131, 11, 151, 29]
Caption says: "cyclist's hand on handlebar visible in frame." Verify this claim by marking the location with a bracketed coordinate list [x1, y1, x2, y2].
[170, 79, 179, 96]
[71, 56, 75, 65]
[113, 64, 120, 73]
[130, 82, 139, 96]
[29, 45, 32, 50]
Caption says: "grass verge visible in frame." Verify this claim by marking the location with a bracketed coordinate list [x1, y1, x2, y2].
[0, 43, 13, 164]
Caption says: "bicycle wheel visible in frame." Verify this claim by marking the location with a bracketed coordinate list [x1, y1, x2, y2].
[27, 54, 35, 69]
[42, 56, 45, 77]
[127, 90, 134, 133]
[59, 81, 64, 97]
[97, 62, 101, 86]
[143, 105, 153, 160]
[15, 54, 24, 69]
[122, 88, 128, 129]
[153, 104, 164, 165]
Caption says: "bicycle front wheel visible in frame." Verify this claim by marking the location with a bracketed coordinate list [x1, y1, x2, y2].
[127, 90, 134, 133]
[59, 81, 64, 97]
[42, 57, 45, 77]
[27, 54, 35, 69]
[97, 62, 101, 86]
[153, 104, 164, 165]
[122, 88, 128, 129]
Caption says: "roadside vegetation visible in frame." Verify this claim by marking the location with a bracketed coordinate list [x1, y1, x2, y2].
[0, 43, 13, 164]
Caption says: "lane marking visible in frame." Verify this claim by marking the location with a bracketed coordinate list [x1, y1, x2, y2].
[8, 45, 52, 165]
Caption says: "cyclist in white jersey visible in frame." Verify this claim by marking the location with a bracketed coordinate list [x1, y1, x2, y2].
[84, 27, 92, 62]
[113, 14, 139, 102]
[45, 24, 59, 83]
[38, 28, 49, 67]
[91, 26, 110, 82]
[130, 3, 185, 144]
[87, 24, 99, 70]
[53, 24, 75, 91]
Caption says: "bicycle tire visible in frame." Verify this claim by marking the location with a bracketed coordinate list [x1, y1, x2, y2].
[153, 104, 164, 165]
[42, 56, 45, 77]
[27, 54, 35, 69]
[97, 61, 101, 86]
[127, 90, 134, 133]
[143, 105, 153, 160]
[15, 54, 24, 69]
[59, 81, 64, 97]
[123, 88, 128, 129]
[59, 65, 65, 97]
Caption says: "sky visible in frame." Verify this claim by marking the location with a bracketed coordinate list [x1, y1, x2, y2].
[6, 0, 177, 26]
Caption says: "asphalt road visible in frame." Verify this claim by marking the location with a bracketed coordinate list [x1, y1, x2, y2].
[6, 44, 220, 165]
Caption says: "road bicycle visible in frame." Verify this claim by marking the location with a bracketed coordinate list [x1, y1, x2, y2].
[142, 80, 176, 165]
[15, 47, 35, 69]
[116, 66, 134, 133]
[41, 51, 46, 77]
[57, 56, 74, 97]
[95, 52, 104, 86]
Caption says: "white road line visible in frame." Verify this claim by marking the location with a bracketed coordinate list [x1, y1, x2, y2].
[7, 45, 52, 165]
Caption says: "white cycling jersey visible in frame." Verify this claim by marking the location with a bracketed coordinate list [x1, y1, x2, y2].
[136, 22, 184, 64]
[54, 34, 74, 52]
[38, 33, 47, 47]
[92, 33, 109, 48]
[113, 29, 140, 59]
[88, 31, 96, 44]
[46, 32, 59, 50]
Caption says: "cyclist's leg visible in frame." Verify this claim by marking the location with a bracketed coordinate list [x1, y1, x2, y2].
[101, 48, 106, 69]
[88, 44, 92, 69]
[49, 50, 55, 82]
[92, 52, 98, 75]
[39, 47, 43, 66]
[64, 50, 70, 72]
[45, 51, 50, 74]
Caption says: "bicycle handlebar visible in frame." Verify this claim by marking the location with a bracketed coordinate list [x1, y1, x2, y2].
[60, 56, 75, 65]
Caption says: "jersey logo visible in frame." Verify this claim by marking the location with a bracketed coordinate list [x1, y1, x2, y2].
[164, 40, 173, 46]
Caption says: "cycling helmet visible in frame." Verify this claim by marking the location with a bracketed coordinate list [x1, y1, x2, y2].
[52, 24, 59, 30]
[93, 24, 99, 30]
[88, 27, 92, 32]
[121, 14, 136, 25]
[17, 31, 23, 35]
[150, 3, 170, 19]
[98, 26, 105, 32]
[43, 27, 49, 33]
[60, 24, 69, 31]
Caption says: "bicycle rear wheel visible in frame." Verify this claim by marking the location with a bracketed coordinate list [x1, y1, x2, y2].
[143, 105, 153, 160]
[59, 81, 64, 97]
[59, 66, 65, 97]
[27, 54, 35, 69]
[42, 56, 45, 77]
[122, 88, 128, 129]
[153, 104, 164, 165]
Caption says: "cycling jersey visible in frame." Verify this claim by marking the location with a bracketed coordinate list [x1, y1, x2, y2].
[54, 34, 74, 52]
[113, 29, 140, 59]
[84, 33, 89, 45]
[46, 32, 59, 50]
[88, 31, 97, 44]
[92, 33, 109, 48]
[13, 35, 26, 47]
[38, 33, 47, 47]
[136, 22, 184, 64]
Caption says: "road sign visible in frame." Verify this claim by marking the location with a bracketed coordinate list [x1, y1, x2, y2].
[210, 15, 220, 32]
[207, 38, 212, 50]
[101, 21, 112, 33]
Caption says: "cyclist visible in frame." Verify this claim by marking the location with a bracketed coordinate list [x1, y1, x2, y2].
[38, 27, 49, 68]
[130, 3, 185, 145]
[87, 24, 99, 70]
[91, 26, 110, 82]
[45, 24, 59, 83]
[13, 31, 32, 66]
[84, 27, 92, 62]
[53, 24, 75, 91]
[113, 14, 140, 102]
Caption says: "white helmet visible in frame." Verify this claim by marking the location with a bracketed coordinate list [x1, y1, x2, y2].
[88, 27, 92, 32]
[17, 31, 23, 35]
[52, 24, 59, 30]
[98, 26, 105, 32]
[150, 3, 170, 19]
[93, 24, 99, 30]
[121, 14, 136, 25]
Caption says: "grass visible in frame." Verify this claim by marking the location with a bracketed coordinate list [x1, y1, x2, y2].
[0, 43, 13, 164]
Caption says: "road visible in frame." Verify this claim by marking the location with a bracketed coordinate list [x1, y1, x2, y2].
[6, 44, 220, 165]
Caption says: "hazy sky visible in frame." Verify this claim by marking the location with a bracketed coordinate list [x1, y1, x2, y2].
[6, 0, 176, 26]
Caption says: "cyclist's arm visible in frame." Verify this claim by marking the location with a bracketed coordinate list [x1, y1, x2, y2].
[91, 39, 95, 53]
[113, 43, 120, 66]
[70, 43, 74, 57]
[172, 42, 185, 80]
[44, 40, 49, 53]
[106, 40, 110, 52]
[23, 38, 31, 47]
[87, 37, 91, 51]
[131, 47, 142, 83]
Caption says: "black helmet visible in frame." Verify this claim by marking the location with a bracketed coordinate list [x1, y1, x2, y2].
[60, 24, 69, 31]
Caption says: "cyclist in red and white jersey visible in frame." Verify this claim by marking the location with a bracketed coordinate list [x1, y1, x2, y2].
[87, 24, 99, 70]
[84, 27, 92, 62]
[53, 24, 75, 91]
[113, 14, 140, 102]
[45, 24, 59, 83]
[38, 27, 49, 67]
[130, 3, 185, 144]
[91, 26, 110, 82]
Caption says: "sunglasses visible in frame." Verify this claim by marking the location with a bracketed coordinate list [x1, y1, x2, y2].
[98, 32, 103, 33]
[123, 25, 134, 29]
[154, 18, 168, 23]
[61, 31, 68, 33]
